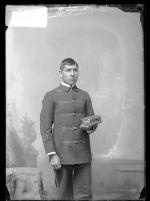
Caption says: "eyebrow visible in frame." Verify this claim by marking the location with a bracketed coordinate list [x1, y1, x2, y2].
[65, 67, 78, 70]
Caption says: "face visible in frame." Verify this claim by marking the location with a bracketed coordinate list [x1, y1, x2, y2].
[59, 65, 79, 85]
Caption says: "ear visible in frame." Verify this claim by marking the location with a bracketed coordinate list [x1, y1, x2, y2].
[59, 70, 62, 78]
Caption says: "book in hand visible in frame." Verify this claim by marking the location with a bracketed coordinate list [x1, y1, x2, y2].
[80, 115, 102, 128]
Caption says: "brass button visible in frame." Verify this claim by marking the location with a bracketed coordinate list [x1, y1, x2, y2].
[73, 112, 76, 116]
[73, 127, 77, 130]
[74, 141, 78, 144]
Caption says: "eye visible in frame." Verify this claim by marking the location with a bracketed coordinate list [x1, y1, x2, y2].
[74, 68, 78, 72]
[66, 69, 71, 72]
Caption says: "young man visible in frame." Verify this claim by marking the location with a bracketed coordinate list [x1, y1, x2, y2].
[40, 58, 97, 200]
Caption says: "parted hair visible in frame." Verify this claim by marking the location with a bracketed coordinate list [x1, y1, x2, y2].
[60, 58, 78, 70]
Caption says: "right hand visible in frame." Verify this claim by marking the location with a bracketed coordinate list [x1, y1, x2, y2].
[49, 154, 61, 170]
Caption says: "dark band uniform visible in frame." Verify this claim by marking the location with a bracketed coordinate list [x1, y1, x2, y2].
[40, 84, 97, 199]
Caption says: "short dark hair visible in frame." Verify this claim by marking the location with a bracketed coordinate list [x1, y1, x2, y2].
[60, 58, 78, 70]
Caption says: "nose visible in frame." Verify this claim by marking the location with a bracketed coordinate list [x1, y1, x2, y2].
[71, 70, 75, 76]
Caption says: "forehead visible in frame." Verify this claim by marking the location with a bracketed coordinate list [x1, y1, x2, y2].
[63, 65, 78, 70]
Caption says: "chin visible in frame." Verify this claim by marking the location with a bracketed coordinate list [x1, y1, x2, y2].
[68, 81, 75, 85]
[65, 80, 77, 85]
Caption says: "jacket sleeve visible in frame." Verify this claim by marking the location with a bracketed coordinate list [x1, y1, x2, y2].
[85, 92, 97, 134]
[40, 92, 55, 154]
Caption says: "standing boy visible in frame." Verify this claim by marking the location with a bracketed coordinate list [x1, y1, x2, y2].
[40, 58, 97, 200]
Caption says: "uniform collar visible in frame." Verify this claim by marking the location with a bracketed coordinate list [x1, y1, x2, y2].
[60, 82, 78, 92]
[61, 82, 74, 88]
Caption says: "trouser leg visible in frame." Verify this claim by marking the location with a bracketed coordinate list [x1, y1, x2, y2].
[54, 165, 73, 200]
[73, 163, 92, 200]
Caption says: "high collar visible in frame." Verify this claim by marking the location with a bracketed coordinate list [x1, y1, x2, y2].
[60, 82, 78, 92]
[61, 82, 75, 88]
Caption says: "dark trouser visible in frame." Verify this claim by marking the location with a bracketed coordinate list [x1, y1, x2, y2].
[54, 163, 92, 200]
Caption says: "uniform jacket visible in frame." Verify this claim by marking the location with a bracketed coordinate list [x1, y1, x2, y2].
[40, 84, 97, 164]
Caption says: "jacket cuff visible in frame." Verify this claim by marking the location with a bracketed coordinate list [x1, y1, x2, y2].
[47, 152, 56, 156]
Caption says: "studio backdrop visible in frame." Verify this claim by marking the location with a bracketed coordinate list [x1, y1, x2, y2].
[6, 5, 144, 199]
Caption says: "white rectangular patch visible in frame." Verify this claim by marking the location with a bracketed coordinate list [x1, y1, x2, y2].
[6, 6, 47, 28]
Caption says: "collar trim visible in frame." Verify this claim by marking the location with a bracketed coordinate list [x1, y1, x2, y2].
[61, 82, 75, 88]
[60, 83, 78, 92]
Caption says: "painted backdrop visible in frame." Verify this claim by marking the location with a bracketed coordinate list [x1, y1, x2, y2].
[6, 6, 144, 199]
